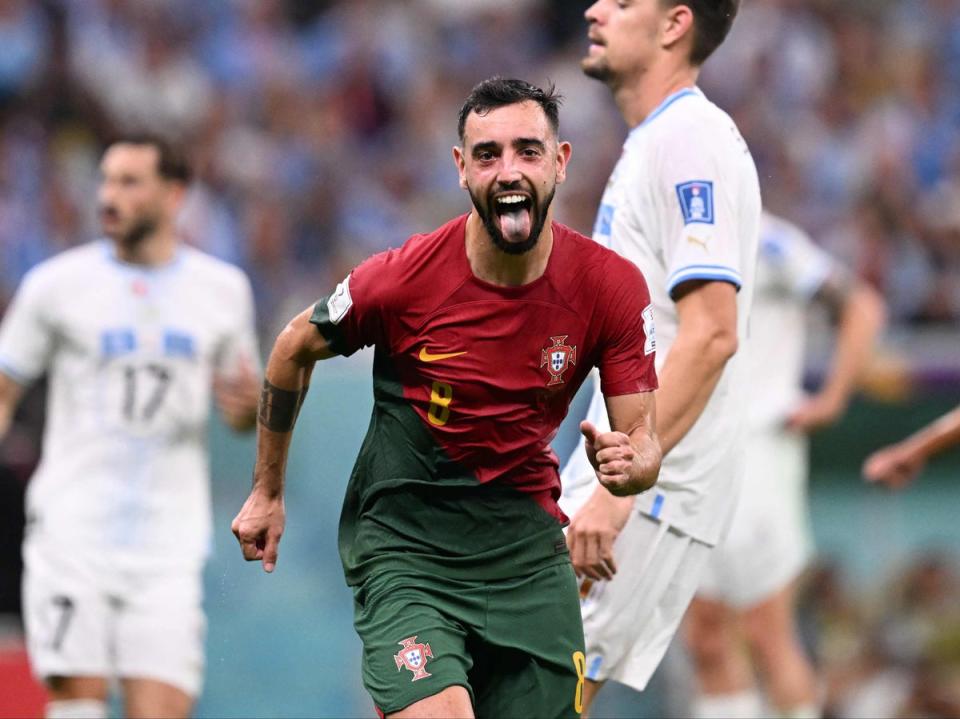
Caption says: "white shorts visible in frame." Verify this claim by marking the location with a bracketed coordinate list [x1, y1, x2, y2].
[696, 429, 813, 608]
[573, 511, 712, 692]
[21, 538, 206, 696]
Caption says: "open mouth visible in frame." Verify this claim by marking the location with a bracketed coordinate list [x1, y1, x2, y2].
[494, 193, 533, 241]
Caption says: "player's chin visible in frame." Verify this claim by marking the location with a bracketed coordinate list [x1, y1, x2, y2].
[580, 57, 610, 81]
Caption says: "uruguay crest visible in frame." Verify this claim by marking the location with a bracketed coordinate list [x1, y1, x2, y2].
[394, 636, 433, 682]
[540, 335, 578, 386]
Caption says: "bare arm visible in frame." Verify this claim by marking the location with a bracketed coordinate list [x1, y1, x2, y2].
[582, 390, 661, 496]
[788, 276, 887, 432]
[863, 405, 960, 489]
[213, 356, 261, 432]
[0, 371, 25, 441]
[231, 305, 334, 572]
[567, 390, 661, 580]
[655, 280, 738, 455]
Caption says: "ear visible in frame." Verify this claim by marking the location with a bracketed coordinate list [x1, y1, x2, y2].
[166, 182, 188, 213]
[555, 141, 572, 185]
[452, 145, 468, 189]
[661, 3, 695, 53]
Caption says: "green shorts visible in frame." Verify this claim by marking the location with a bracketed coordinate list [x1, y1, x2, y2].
[353, 561, 586, 718]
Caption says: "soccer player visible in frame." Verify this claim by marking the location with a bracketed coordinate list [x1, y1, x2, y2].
[685, 211, 886, 719]
[558, 1, 759, 715]
[863, 408, 960, 489]
[0, 135, 261, 719]
[231, 77, 662, 719]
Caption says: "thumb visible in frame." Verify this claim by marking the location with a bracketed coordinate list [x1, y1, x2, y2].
[262, 531, 281, 573]
[580, 421, 600, 447]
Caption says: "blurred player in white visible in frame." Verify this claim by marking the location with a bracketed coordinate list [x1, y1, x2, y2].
[0, 135, 260, 719]
[684, 211, 886, 719]
[560, 1, 759, 715]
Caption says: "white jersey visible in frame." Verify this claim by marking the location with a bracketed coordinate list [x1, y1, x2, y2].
[745, 211, 835, 430]
[696, 213, 837, 606]
[562, 87, 761, 545]
[0, 241, 259, 570]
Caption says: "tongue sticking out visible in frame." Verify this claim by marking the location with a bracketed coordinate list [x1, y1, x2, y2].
[498, 207, 532, 243]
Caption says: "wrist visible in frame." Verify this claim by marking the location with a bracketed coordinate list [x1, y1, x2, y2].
[251, 477, 284, 499]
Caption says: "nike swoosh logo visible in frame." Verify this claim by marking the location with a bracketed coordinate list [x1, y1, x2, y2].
[419, 347, 468, 362]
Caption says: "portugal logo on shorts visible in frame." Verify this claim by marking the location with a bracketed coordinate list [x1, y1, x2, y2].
[541, 335, 578, 386]
[394, 636, 433, 682]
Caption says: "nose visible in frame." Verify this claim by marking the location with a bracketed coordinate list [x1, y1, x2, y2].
[585, 0, 601, 23]
[495, 153, 524, 186]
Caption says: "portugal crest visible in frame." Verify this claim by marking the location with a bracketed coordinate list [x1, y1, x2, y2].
[540, 335, 578, 386]
[394, 636, 433, 682]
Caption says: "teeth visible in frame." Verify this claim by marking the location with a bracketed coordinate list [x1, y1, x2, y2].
[497, 194, 527, 205]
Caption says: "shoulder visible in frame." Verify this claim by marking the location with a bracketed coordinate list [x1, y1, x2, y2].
[353, 215, 467, 295]
[552, 223, 648, 290]
[19, 241, 106, 290]
[179, 246, 253, 294]
[645, 90, 744, 158]
[760, 212, 813, 259]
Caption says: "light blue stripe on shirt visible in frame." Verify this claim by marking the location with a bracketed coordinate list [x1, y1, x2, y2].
[0, 356, 31, 385]
[587, 655, 604, 681]
[667, 264, 742, 294]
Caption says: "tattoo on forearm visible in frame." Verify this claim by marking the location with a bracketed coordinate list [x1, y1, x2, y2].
[258, 380, 309, 432]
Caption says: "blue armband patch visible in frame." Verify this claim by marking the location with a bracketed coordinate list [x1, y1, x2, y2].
[675, 180, 714, 225]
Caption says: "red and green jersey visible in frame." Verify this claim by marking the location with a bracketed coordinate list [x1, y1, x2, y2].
[311, 215, 656, 585]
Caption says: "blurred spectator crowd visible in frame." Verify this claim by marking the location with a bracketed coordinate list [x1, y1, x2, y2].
[799, 554, 960, 718]
[0, 0, 958, 337]
[0, 2, 959, 717]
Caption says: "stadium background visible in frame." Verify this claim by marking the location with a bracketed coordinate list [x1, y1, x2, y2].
[0, 0, 958, 716]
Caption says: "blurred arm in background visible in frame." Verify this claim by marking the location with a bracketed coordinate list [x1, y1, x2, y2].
[787, 270, 887, 432]
[863, 404, 960, 489]
[0, 372, 25, 441]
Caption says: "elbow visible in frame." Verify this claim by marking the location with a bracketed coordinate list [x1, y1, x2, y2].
[857, 283, 888, 333]
[275, 319, 311, 365]
[706, 325, 739, 365]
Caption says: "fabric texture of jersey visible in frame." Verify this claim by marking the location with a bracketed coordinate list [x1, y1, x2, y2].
[310, 215, 657, 585]
[698, 211, 835, 605]
[0, 241, 260, 571]
[562, 86, 761, 545]
[355, 563, 583, 717]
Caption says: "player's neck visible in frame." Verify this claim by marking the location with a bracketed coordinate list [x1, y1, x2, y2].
[465, 213, 553, 287]
[614, 62, 699, 128]
[111, 228, 179, 267]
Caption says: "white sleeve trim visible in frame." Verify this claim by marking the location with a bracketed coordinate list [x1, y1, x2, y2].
[666, 264, 742, 295]
[0, 356, 33, 385]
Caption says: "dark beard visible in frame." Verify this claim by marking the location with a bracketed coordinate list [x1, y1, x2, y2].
[582, 63, 612, 83]
[115, 216, 157, 247]
[470, 186, 556, 256]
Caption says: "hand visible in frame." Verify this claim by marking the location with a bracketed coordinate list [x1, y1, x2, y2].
[862, 444, 924, 490]
[785, 392, 845, 433]
[566, 488, 634, 581]
[215, 356, 260, 430]
[232, 487, 285, 572]
[580, 421, 643, 496]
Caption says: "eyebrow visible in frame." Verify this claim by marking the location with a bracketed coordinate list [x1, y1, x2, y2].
[470, 137, 548, 153]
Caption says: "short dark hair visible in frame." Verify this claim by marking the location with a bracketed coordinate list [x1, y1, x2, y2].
[457, 77, 563, 143]
[663, 0, 739, 65]
[107, 132, 192, 184]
